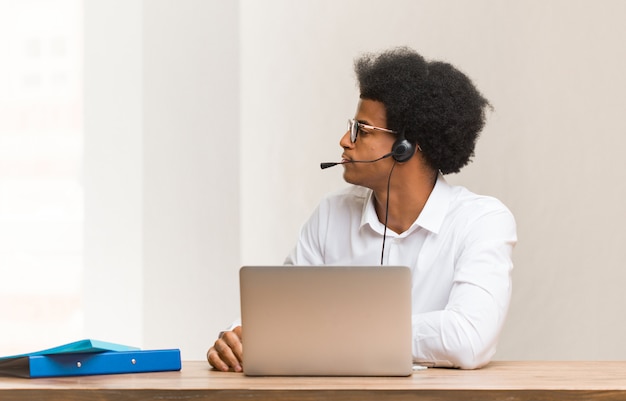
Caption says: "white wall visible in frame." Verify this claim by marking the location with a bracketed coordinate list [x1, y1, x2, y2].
[84, 0, 240, 360]
[84, 0, 144, 347]
[85, 0, 626, 361]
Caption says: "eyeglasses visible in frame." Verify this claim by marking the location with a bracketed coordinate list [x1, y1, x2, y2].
[348, 119, 397, 143]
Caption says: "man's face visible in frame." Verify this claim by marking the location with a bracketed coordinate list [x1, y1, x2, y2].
[339, 99, 397, 190]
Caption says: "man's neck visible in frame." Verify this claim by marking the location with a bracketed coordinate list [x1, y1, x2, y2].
[373, 169, 438, 234]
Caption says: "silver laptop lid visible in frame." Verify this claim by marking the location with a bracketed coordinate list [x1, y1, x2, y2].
[240, 265, 413, 376]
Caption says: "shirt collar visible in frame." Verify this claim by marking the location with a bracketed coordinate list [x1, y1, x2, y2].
[360, 173, 452, 235]
[360, 190, 379, 231]
[415, 173, 451, 234]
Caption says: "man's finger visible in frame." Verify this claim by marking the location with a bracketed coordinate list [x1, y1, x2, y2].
[207, 347, 229, 372]
[214, 338, 243, 372]
[221, 331, 243, 363]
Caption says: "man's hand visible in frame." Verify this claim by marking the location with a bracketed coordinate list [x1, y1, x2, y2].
[207, 326, 243, 372]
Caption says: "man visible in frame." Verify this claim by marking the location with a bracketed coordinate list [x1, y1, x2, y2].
[208, 47, 517, 371]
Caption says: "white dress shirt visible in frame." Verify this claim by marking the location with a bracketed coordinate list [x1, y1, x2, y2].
[285, 174, 517, 369]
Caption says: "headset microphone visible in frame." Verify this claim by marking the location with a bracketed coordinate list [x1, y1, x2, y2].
[320, 152, 393, 170]
[320, 162, 341, 169]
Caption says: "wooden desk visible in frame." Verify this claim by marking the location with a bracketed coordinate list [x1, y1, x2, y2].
[1, 361, 626, 400]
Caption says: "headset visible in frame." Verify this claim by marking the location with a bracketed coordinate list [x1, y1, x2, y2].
[390, 129, 416, 163]
[320, 129, 417, 169]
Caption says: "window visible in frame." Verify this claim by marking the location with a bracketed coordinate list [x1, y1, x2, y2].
[0, 0, 83, 354]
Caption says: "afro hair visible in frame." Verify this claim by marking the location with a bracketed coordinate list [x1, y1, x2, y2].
[354, 47, 490, 174]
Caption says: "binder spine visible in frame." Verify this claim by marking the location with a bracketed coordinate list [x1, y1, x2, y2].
[27, 349, 181, 378]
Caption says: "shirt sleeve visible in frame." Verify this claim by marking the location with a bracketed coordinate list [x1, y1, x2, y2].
[412, 207, 517, 369]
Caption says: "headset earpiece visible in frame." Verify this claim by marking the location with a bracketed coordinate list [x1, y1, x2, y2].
[391, 130, 416, 163]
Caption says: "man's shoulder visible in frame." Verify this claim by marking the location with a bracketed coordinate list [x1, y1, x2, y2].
[451, 185, 512, 214]
[446, 184, 516, 232]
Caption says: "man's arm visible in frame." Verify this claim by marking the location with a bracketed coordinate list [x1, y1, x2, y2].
[412, 209, 516, 369]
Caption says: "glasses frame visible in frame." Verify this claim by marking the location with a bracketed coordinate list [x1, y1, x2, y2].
[348, 119, 397, 143]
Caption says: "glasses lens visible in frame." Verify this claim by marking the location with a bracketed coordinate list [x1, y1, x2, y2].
[349, 119, 357, 143]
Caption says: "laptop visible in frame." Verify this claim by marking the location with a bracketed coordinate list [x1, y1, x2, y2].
[239, 265, 413, 376]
